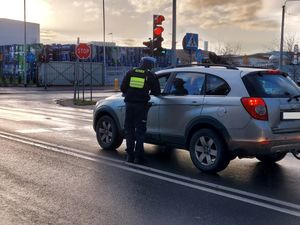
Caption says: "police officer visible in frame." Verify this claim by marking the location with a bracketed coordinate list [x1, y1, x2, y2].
[120, 57, 161, 163]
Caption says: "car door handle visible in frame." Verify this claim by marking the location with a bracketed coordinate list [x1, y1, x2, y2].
[191, 101, 201, 106]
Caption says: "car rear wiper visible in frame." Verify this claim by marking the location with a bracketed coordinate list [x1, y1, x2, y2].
[287, 95, 300, 102]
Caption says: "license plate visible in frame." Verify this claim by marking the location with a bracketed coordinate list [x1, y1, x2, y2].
[282, 112, 300, 120]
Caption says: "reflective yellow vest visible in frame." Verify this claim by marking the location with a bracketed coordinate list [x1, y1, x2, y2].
[129, 69, 147, 89]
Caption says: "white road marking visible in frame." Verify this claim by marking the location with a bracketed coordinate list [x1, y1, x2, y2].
[0, 106, 93, 122]
[15, 126, 91, 134]
[16, 128, 50, 134]
[0, 130, 300, 218]
[75, 138, 92, 141]
[51, 127, 76, 131]
[35, 106, 93, 114]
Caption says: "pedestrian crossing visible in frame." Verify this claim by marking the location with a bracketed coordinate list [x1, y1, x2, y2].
[16, 125, 91, 134]
[0, 106, 93, 122]
[0, 104, 95, 134]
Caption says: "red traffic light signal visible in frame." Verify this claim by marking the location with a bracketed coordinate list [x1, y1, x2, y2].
[153, 15, 164, 38]
[153, 27, 164, 36]
[153, 14, 165, 56]
[154, 15, 165, 25]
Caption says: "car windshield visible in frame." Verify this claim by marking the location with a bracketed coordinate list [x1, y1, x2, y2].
[242, 73, 300, 98]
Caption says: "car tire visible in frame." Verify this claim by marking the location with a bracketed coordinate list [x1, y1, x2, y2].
[96, 115, 123, 150]
[256, 152, 286, 163]
[189, 129, 230, 173]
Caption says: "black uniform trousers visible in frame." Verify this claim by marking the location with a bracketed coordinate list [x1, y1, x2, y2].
[124, 102, 150, 158]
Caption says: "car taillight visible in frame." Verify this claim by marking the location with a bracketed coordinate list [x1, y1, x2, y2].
[265, 69, 281, 74]
[241, 97, 268, 121]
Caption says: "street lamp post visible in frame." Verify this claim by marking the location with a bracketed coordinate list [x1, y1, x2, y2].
[24, 0, 27, 87]
[102, 0, 106, 86]
[279, 0, 300, 70]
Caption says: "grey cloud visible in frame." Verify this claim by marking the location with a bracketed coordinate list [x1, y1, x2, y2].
[128, 0, 169, 13]
[40, 29, 58, 42]
[176, 0, 278, 31]
[72, 0, 100, 22]
[122, 39, 137, 46]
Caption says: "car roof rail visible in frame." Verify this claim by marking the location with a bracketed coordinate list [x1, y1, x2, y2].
[168, 63, 239, 70]
[236, 65, 276, 69]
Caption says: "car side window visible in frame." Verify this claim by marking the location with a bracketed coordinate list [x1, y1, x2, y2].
[205, 74, 230, 96]
[170, 72, 205, 95]
[156, 73, 171, 93]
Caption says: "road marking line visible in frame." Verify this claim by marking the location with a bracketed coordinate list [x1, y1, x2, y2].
[15, 126, 92, 134]
[0, 107, 93, 123]
[35, 107, 93, 116]
[16, 129, 50, 134]
[0, 130, 299, 217]
[51, 127, 76, 131]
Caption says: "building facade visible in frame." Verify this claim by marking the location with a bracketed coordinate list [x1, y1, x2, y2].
[0, 18, 40, 45]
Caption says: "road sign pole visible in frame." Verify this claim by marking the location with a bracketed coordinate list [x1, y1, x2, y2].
[90, 48, 93, 101]
[82, 60, 85, 101]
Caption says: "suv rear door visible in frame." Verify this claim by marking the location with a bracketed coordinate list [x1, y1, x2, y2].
[243, 71, 300, 133]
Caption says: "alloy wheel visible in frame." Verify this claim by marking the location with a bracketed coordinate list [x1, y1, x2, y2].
[99, 120, 113, 144]
[194, 136, 217, 166]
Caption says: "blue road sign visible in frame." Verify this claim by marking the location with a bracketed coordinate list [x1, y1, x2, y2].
[183, 33, 198, 51]
[195, 49, 203, 62]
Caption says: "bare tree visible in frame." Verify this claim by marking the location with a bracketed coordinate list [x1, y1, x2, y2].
[266, 34, 299, 65]
[265, 34, 300, 81]
[216, 42, 242, 56]
[285, 35, 298, 64]
[283, 35, 300, 81]
[214, 42, 242, 65]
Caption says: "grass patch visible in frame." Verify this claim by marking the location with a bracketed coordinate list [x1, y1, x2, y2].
[73, 99, 97, 106]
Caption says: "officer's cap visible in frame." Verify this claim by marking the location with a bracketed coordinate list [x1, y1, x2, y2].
[140, 57, 157, 70]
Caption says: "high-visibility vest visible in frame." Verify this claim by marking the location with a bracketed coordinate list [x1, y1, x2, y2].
[129, 69, 147, 89]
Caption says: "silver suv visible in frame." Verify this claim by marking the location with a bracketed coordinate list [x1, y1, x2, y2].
[93, 64, 300, 173]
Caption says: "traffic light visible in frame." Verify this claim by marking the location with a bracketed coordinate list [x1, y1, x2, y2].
[153, 15, 166, 56]
[143, 40, 152, 55]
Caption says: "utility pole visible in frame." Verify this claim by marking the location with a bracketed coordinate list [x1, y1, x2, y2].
[279, 0, 300, 70]
[171, 0, 177, 66]
[279, 4, 285, 70]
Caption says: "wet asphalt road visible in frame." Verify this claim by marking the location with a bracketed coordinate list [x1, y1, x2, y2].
[0, 88, 299, 225]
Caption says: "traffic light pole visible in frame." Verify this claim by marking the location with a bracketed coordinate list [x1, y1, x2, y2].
[171, 0, 177, 66]
[149, 38, 154, 57]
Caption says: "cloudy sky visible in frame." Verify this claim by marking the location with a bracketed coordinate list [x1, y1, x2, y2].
[0, 0, 299, 54]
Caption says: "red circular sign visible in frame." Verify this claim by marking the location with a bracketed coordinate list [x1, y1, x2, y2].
[75, 43, 91, 59]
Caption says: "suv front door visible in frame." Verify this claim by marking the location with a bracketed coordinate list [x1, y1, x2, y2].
[158, 72, 205, 146]
[146, 73, 171, 143]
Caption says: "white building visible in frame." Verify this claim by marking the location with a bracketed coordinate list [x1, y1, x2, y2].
[0, 18, 40, 45]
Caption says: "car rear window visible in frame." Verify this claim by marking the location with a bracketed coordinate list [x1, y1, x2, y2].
[242, 72, 300, 98]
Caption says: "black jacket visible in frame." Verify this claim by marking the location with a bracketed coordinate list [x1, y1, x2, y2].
[120, 68, 161, 103]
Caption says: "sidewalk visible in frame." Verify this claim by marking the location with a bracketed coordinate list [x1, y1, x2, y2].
[0, 85, 118, 94]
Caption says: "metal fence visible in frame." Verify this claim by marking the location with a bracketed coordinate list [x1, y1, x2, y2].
[39, 61, 103, 86]
[105, 66, 131, 85]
